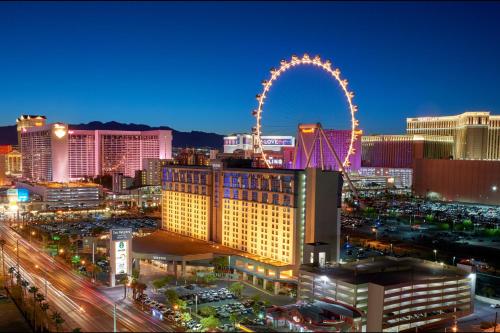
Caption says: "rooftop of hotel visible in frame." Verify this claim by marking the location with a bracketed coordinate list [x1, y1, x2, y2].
[20, 181, 101, 188]
[133, 229, 292, 267]
[268, 300, 363, 320]
[300, 256, 469, 286]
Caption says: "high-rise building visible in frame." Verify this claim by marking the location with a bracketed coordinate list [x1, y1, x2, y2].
[407, 111, 500, 160]
[161, 163, 343, 285]
[141, 158, 167, 186]
[6, 149, 22, 177]
[292, 124, 362, 172]
[68, 129, 172, 179]
[16, 115, 46, 146]
[21, 123, 69, 182]
[361, 134, 453, 168]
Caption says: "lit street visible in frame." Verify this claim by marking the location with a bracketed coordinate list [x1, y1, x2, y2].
[0, 222, 176, 332]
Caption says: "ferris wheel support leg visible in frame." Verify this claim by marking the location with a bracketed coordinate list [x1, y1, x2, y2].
[303, 129, 320, 169]
[319, 133, 325, 171]
[319, 128, 361, 202]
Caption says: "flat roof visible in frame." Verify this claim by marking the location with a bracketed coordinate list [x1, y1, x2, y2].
[133, 230, 291, 266]
[301, 257, 469, 286]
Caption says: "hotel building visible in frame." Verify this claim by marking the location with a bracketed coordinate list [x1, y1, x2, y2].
[361, 134, 453, 169]
[407, 111, 500, 160]
[16, 115, 46, 146]
[298, 257, 474, 332]
[68, 129, 172, 179]
[19, 118, 172, 182]
[161, 163, 343, 291]
[20, 123, 70, 182]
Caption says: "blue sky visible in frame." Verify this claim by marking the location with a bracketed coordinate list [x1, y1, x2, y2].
[1, 1, 499, 135]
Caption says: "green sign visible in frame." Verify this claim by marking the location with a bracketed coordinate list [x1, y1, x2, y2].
[71, 255, 81, 264]
[52, 235, 60, 241]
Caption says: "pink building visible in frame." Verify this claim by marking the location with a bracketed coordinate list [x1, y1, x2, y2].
[21, 123, 70, 182]
[21, 123, 172, 181]
[68, 129, 172, 179]
[289, 126, 362, 172]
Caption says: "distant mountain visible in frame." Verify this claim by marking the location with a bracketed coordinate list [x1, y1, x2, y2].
[0, 121, 224, 149]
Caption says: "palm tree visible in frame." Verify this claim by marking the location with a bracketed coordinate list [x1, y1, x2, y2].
[8, 266, 15, 285]
[28, 286, 39, 325]
[34, 292, 45, 330]
[118, 275, 129, 299]
[40, 302, 50, 331]
[51, 311, 65, 333]
[20, 279, 29, 298]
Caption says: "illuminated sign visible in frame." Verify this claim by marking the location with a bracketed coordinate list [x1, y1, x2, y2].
[261, 137, 294, 146]
[53, 124, 67, 139]
[115, 240, 128, 275]
[18, 189, 29, 202]
[111, 228, 132, 241]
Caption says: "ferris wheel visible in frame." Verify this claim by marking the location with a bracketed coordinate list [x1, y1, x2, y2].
[252, 53, 360, 170]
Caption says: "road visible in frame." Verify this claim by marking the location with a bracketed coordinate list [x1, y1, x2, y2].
[0, 222, 176, 332]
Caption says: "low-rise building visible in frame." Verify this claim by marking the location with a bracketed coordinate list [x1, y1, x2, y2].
[16, 181, 102, 210]
[298, 257, 474, 332]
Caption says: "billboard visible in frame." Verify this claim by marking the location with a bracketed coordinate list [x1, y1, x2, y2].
[115, 240, 128, 275]
[261, 136, 294, 147]
[111, 228, 132, 241]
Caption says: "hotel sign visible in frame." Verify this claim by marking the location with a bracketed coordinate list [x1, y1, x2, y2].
[111, 228, 132, 241]
[261, 137, 294, 146]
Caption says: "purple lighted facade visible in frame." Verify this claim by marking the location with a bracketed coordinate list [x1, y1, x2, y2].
[288, 128, 361, 172]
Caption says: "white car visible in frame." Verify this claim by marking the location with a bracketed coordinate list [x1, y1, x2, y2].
[490, 304, 500, 308]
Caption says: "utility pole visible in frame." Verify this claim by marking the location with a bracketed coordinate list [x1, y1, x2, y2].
[16, 239, 19, 272]
[113, 303, 117, 333]
[494, 312, 498, 333]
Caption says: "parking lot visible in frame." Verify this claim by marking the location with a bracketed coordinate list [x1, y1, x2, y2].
[33, 217, 159, 237]
[137, 284, 266, 332]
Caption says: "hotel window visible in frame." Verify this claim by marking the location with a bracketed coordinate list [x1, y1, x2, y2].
[242, 190, 248, 201]
[262, 193, 268, 203]
[233, 189, 239, 200]
[272, 194, 279, 205]
[252, 191, 258, 202]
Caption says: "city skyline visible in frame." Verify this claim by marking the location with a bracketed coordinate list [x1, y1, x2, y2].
[1, 2, 500, 136]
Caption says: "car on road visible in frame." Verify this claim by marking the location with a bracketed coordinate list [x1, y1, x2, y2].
[490, 304, 500, 308]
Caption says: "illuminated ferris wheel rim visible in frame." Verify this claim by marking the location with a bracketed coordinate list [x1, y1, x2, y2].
[253, 53, 360, 169]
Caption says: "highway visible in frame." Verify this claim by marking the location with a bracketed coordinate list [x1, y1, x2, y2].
[0, 223, 176, 332]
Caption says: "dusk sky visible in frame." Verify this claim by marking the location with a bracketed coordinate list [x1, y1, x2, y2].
[1, 1, 499, 135]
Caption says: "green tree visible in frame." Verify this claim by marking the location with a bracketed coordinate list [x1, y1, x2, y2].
[229, 282, 244, 298]
[481, 286, 495, 298]
[40, 302, 50, 331]
[28, 286, 39, 325]
[51, 311, 65, 333]
[229, 313, 241, 326]
[164, 289, 179, 305]
[72, 328, 82, 333]
[199, 306, 217, 317]
[131, 268, 140, 281]
[204, 272, 217, 284]
[200, 315, 220, 331]
[34, 293, 45, 330]
[118, 275, 128, 299]
[182, 312, 192, 323]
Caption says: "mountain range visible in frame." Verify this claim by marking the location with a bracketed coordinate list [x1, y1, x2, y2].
[0, 121, 224, 149]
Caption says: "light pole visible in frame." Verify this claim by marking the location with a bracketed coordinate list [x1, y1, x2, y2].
[433, 249, 437, 262]
[452, 256, 456, 266]
[35, 265, 48, 298]
[113, 303, 117, 333]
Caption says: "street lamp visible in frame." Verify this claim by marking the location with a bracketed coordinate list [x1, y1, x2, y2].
[433, 249, 437, 262]
[372, 228, 378, 241]
[452, 256, 456, 266]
